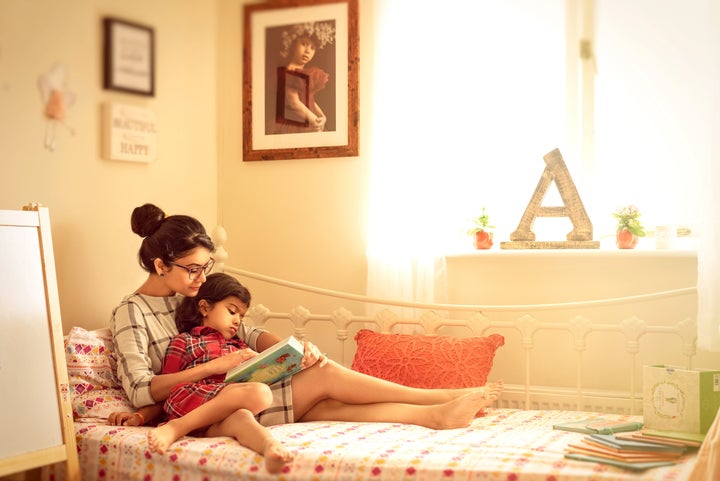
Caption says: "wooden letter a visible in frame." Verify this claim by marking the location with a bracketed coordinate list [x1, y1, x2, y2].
[503, 149, 598, 249]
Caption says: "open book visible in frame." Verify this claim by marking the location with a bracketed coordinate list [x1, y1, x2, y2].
[225, 336, 305, 384]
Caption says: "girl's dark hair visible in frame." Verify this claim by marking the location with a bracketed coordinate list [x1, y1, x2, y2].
[175, 273, 252, 333]
[130, 203, 215, 273]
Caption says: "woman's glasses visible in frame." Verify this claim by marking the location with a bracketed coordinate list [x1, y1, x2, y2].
[169, 258, 215, 281]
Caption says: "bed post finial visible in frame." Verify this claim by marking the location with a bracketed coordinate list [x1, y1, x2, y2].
[212, 225, 228, 272]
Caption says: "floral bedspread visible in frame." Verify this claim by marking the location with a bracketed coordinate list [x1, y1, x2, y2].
[46, 408, 698, 481]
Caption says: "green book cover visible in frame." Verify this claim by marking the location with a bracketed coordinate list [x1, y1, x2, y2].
[641, 428, 706, 444]
[224, 336, 304, 384]
[553, 418, 643, 435]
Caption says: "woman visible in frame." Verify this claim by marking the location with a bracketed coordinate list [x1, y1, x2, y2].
[109, 203, 502, 434]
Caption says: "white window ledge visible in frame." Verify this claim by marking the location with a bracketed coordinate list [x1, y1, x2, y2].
[446, 237, 698, 259]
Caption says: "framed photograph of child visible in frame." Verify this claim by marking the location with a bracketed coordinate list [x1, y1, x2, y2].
[242, 0, 359, 161]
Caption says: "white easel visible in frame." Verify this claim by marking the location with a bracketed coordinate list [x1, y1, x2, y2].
[0, 205, 79, 480]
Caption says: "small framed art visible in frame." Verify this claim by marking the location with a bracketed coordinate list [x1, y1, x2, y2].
[243, 0, 359, 160]
[103, 17, 155, 96]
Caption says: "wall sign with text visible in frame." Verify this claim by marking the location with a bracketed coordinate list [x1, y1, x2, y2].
[104, 103, 157, 163]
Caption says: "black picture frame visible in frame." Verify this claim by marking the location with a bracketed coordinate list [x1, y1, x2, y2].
[103, 17, 155, 96]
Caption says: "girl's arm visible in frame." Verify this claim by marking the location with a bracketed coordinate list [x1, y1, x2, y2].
[255, 331, 283, 352]
[285, 87, 320, 125]
[151, 335, 254, 402]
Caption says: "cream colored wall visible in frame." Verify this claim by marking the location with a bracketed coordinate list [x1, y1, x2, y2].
[0, 0, 218, 332]
[215, 0, 373, 311]
[1, 0, 717, 383]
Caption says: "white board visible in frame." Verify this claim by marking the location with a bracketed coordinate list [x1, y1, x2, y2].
[0, 206, 79, 480]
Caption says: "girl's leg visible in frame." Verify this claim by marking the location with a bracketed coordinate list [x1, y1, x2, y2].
[148, 382, 272, 454]
[300, 390, 496, 429]
[290, 360, 503, 420]
[206, 408, 294, 474]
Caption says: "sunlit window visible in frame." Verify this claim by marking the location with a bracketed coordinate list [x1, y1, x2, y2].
[368, 0, 709, 257]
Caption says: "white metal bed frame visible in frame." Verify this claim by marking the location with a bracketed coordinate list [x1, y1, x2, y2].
[213, 227, 698, 417]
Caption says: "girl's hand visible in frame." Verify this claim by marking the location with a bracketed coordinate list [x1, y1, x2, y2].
[205, 349, 258, 375]
[108, 411, 144, 426]
[301, 341, 328, 369]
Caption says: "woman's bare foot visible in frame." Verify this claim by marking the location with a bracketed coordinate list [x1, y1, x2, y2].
[433, 390, 496, 429]
[482, 380, 504, 401]
[263, 441, 295, 474]
[474, 380, 504, 417]
[441, 380, 504, 402]
[147, 422, 183, 454]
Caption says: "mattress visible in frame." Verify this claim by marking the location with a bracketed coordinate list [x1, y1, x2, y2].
[48, 408, 698, 481]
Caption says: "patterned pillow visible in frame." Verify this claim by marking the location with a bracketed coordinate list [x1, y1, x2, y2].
[351, 329, 504, 388]
[65, 327, 133, 418]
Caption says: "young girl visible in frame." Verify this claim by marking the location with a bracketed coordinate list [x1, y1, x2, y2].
[272, 21, 335, 134]
[147, 273, 294, 473]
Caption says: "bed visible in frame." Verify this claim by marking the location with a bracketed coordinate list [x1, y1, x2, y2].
[46, 226, 712, 481]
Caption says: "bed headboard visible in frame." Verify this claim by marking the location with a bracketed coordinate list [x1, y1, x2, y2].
[0, 205, 79, 480]
[213, 226, 701, 416]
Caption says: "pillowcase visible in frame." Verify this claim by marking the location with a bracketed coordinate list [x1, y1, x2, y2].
[65, 326, 133, 418]
[351, 329, 504, 389]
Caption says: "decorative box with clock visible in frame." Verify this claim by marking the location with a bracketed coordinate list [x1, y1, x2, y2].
[643, 365, 720, 434]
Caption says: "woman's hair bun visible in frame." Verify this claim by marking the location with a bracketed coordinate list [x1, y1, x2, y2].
[131, 203, 166, 238]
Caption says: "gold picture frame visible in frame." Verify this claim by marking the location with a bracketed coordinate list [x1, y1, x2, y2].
[242, 0, 359, 161]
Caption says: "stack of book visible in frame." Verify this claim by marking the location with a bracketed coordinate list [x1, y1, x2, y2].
[615, 429, 704, 449]
[553, 418, 701, 470]
[564, 433, 688, 471]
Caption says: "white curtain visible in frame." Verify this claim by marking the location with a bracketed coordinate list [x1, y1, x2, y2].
[366, 0, 567, 315]
[696, 0, 720, 352]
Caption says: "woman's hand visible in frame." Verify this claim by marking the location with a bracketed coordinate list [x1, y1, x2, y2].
[301, 341, 328, 369]
[205, 349, 258, 375]
[108, 411, 144, 426]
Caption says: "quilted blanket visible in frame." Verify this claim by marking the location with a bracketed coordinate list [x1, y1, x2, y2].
[47, 408, 698, 481]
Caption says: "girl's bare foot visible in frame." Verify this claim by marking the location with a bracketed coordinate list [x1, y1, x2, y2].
[147, 422, 183, 454]
[263, 441, 295, 474]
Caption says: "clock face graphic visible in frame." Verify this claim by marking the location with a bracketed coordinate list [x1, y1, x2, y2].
[651, 381, 685, 418]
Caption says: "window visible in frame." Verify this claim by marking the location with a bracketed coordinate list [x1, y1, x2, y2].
[368, 0, 710, 256]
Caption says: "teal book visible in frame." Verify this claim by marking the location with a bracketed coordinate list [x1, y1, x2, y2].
[225, 336, 304, 384]
[565, 453, 677, 471]
[553, 418, 644, 435]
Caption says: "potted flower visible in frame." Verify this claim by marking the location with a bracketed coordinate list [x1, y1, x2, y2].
[467, 208, 495, 249]
[612, 204, 646, 249]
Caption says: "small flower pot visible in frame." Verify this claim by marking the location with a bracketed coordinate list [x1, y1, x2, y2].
[616, 228, 638, 249]
[473, 231, 494, 249]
